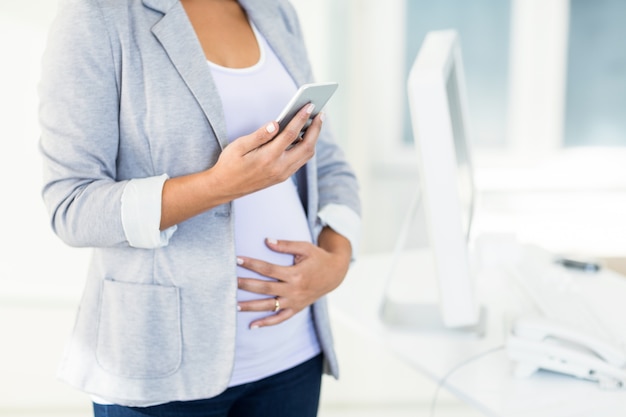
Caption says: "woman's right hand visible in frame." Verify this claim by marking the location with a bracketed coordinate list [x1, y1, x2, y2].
[159, 104, 323, 230]
[212, 103, 320, 199]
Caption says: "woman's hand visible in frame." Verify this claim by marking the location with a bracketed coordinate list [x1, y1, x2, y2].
[211, 103, 320, 201]
[237, 227, 352, 328]
[160, 104, 322, 230]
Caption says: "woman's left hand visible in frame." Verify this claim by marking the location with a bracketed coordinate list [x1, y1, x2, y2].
[236, 227, 352, 329]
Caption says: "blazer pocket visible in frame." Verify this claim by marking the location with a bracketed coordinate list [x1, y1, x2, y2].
[96, 279, 182, 379]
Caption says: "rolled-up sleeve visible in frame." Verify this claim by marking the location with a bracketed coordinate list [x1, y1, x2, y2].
[315, 203, 361, 260]
[120, 174, 177, 249]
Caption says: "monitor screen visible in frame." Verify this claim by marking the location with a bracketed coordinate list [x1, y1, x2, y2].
[406, 29, 482, 329]
[446, 64, 474, 241]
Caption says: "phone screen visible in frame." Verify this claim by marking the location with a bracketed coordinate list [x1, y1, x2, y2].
[275, 82, 338, 135]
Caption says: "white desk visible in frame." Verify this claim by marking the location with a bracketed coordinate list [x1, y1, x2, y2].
[329, 243, 626, 417]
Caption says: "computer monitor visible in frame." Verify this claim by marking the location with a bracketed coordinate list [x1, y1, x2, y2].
[381, 29, 484, 333]
[409, 29, 482, 329]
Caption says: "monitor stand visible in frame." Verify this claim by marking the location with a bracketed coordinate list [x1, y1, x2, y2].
[380, 299, 487, 337]
[379, 191, 487, 338]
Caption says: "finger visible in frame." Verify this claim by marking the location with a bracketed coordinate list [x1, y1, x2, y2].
[273, 103, 316, 149]
[237, 296, 282, 313]
[237, 256, 287, 280]
[265, 238, 312, 258]
[299, 111, 324, 143]
[285, 111, 323, 150]
[282, 115, 321, 174]
[236, 122, 279, 155]
[250, 309, 294, 329]
[238, 276, 282, 297]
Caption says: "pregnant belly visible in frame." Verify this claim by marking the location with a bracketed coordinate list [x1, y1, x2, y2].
[233, 178, 312, 304]
[231, 179, 319, 384]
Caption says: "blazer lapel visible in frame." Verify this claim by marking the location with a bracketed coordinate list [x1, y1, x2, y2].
[145, 0, 229, 150]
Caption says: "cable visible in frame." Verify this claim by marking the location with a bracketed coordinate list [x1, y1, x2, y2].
[380, 189, 422, 308]
[429, 345, 505, 417]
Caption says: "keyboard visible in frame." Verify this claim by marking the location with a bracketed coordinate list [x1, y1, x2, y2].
[506, 244, 626, 351]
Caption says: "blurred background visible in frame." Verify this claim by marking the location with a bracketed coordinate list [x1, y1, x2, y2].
[1, 0, 626, 416]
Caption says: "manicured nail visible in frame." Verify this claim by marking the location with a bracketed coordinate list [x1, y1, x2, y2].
[251, 324, 260, 330]
[237, 304, 242, 311]
[237, 257, 244, 265]
[265, 123, 276, 133]
[319, 112, 326, 122]
[266, 238, 278, 245]
[305, 103, 315, 114]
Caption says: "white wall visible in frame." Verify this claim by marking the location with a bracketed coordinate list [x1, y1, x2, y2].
[0, 2, 93, 413]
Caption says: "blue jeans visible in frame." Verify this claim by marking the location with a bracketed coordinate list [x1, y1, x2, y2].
[92, 354, 323, 417]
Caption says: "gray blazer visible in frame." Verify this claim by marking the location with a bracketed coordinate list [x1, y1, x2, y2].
[39, 0, 360, 406]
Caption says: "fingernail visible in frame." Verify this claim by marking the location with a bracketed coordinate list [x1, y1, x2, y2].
[237, 304, 242, 311]
[237, 257, 244, 265]
[265, 123, 276, 133]
[305, 103, 315, 114]
[266, 238, 278, 245]
[250, 324, 260, 330]
[319, 112, 326, 122]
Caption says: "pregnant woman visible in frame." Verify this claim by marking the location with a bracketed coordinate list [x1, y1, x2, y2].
[38, 0, 360, 416]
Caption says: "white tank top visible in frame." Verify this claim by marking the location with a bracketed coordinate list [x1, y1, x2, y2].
[207, 24, 320, 386]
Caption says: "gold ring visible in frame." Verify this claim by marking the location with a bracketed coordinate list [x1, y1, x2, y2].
[273, 297, 280, 313]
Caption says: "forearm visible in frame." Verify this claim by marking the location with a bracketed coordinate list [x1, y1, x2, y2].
[318, 226, 351, 256]
[317, 226, 352, 290]
[160, 168, 235, 230]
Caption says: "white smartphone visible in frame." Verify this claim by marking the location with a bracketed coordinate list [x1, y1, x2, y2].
[275, 82, 339, 137]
